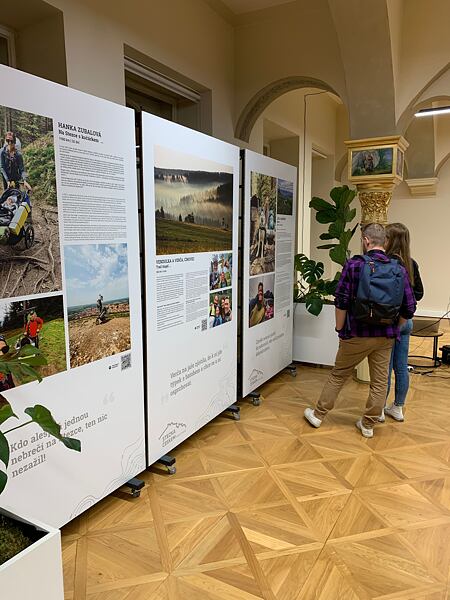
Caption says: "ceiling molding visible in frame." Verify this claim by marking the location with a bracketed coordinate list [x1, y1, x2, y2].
[201, 0, 236, 24]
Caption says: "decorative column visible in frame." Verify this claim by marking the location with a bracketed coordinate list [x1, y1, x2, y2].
[345, 135, 409, 224]
[345, 136, 408, 383]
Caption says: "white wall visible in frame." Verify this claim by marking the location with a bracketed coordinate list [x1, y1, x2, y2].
[45, 0, 236, 142]
[390, 161, 450, 315]
[397, 0, 450, 121]
[248, 89, 348, 263]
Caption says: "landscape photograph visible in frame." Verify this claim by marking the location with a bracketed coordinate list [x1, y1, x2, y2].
[0, 104, 62, 298]
[64, 243, 131, 368]
[0, 295, 66, 387]
[154, 145, 234, 255]
[277, 178, 294, 215]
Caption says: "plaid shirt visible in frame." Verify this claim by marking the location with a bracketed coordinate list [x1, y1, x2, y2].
[335, 250, 416, 339]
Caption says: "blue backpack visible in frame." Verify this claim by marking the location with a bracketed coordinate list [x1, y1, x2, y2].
[352, 255, 405, 325]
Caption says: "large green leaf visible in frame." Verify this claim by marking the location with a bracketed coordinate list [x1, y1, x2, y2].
[328, 220, 345, 239]
[0, 395, 17, 426]
[324, 279, 339, 296]
[0, 469, 6, 494]
[330, 185, 356, 209]
[317, 244, 337, 250]
[24, 405, 81, 452]
[17, 345, 48, 367]
[315, 208, 336, 224]
[0, 431, 9, 468]
[302, 260, 324, 284]
[319, 232, 334, 240]
[294, 253, 309, 272]
[306, 296, 324, 316]
[309, 197, 334, 212]
[344, 207, 357, 222]
[330, 244, 347, 266]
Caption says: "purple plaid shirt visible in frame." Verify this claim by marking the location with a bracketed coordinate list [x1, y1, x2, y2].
[335, 250, 416, 339]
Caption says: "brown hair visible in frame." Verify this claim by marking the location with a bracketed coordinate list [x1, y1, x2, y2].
[385, 223, 414, 284]
[361, 223, 386, 247]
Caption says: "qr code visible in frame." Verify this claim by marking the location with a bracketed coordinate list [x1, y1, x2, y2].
[201, 318, 207, 331]
[121, 353, 132, 371]
[287, 309, 290, 318]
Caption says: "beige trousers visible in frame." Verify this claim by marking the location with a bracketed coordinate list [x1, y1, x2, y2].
[314, 336, 394, 429]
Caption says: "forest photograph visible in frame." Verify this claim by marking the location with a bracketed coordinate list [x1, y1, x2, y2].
[249, 172, 277, 276]
[277, 178, 294, 215]
[154, 145, 233, 255]
[0, 104, 61, 299]
[0, 295, 66, 389]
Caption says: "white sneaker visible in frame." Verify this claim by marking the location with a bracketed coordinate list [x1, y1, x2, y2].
[356, 419, 374, 438]
[384, 404, 404, 422]
[304, 407, 322, 428]
[378, 408, 385, 423]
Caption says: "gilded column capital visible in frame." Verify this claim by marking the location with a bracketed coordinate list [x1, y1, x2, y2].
[358, 189, 392, 225]
[344, 135, 408, 225]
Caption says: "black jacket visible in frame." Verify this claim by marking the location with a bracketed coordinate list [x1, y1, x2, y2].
[411, 259, 424, 302]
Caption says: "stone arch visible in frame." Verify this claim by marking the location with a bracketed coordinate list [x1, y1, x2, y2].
[334, 152, 347, 183]
[397, 63, 450, 134]
[234, 76, 339, 143]
[435, 152, 450, 177]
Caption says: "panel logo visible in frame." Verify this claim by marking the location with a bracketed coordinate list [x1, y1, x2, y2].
[248, 368, 264, 387]
[158, 422, 187, 448]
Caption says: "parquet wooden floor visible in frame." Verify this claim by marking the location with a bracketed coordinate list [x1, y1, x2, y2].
[62, 324, 450, 599]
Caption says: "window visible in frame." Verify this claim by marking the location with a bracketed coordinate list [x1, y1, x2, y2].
[124, 56, 206, 133]
[0, 25, 16, 67]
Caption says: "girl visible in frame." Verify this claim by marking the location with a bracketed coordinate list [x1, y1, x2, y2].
[382, 223, 423, 422]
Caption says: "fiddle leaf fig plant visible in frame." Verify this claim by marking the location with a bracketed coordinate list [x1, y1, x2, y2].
[0, 346, 81, 495]
[294, 185, 358, 316]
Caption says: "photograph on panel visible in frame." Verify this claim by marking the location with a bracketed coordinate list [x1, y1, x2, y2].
[0, 105, 61, 298]
[209, 289, 233, 328]
[249, 172, 276, 275]
[64, 244, 131, 368]
[277, 178, 294, 216]
[209, 252, 232, 290]
[249, 273, 275, 328]
[154, 145, 233, 255]
[0, 295, 66, 392]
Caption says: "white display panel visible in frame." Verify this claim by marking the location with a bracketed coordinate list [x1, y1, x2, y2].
[142, 114, 239, 464]
[0, 65, 145, 527]
[242, 150, 297, 396]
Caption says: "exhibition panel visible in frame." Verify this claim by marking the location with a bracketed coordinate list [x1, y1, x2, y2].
[0, 65, 145, 527]
[142, 114, 240, 464]
[241, 150, 297, 397]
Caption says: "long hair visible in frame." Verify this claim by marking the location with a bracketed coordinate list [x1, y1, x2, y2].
[385, 223, 414, 284]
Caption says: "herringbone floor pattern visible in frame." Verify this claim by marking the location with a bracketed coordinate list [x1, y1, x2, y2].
[62, 326, 450, 599]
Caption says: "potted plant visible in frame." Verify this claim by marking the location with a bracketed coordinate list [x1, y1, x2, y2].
[293, 185, 358, 365]
[0, 345, 81, 598]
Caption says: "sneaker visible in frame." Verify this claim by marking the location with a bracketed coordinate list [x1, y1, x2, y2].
[356, 419, 374, 438]
[384, 404, 404, 422]
[378, 408, 385, 423]
[304, 407, 322, 428]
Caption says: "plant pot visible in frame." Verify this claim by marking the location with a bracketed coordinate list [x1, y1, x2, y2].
[293, 303, 339, 366]
[0, 506, 64, 599]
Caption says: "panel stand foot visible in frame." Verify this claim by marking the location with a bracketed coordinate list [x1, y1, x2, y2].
[156, 454, 177, 475]
[124, 477, 145, 498]
[224, 404, 241, 420]
[286, 364, 297, 377]
[248, 391, 261, 406]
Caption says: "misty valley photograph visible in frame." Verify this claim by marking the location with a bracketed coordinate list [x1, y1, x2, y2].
[154, 145, 233, 255]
